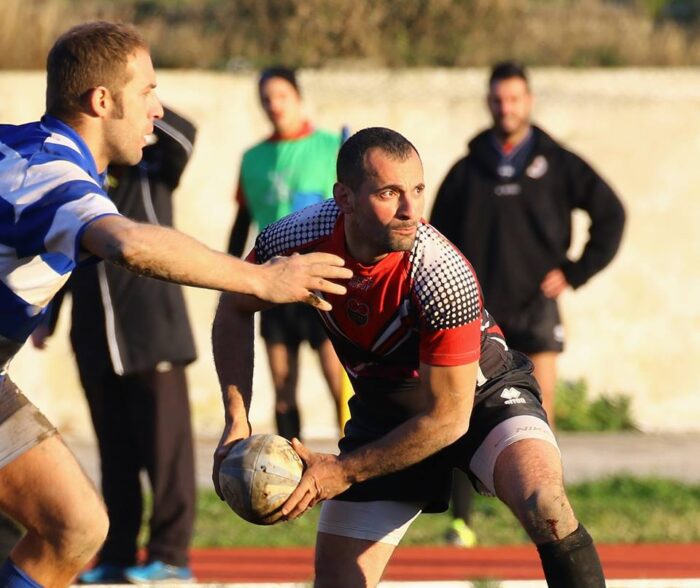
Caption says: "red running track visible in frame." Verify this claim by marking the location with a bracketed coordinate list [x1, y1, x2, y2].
[189, 544, 700, 583]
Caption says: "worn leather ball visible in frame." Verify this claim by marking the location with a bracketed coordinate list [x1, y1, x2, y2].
[219, 434, 304, 525]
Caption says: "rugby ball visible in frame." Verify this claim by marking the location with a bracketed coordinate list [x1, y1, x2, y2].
[219, 434, 304, 525]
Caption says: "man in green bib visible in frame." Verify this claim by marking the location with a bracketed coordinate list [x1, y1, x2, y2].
[228, 66, 344, 440]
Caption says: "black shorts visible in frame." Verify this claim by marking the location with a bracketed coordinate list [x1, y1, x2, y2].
[259, 303, 328, 350]
[497, 294, 565, 354]
[336, 354, 550, 513]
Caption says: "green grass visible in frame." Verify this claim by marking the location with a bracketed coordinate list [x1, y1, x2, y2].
[189, 477, 700, 548]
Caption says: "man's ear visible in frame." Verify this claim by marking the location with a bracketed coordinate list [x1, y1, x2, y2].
[333, 182, 354, 214]
[85, 86, 111, 117]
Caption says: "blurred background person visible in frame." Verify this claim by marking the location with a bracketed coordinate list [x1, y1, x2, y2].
[34, 106, 199, 583]
[0, 517, 22, 563]
[228, 66, 345, 440]
[430, 61, 625, 546]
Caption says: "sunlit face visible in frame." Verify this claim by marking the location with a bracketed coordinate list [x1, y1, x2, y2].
[487, 76, 532, 141]
[103, 48, 163, 167]
[259, 77, 303, 136]
[340, 147, 425, 264]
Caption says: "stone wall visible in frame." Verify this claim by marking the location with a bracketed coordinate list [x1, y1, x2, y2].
[3, 68, 699, 437]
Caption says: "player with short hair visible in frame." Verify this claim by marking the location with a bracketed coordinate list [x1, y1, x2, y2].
[212, 127, 605, 587]
[0, 21, 349, 587]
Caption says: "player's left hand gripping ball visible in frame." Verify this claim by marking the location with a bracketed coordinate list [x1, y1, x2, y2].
[219, 434, 304, 525]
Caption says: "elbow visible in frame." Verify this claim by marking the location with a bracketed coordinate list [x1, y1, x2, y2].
[438, 410, 470, 447]
[451, 413, 471, 444]
[103, 224, 148, 271]
[100, 235, 129, 265]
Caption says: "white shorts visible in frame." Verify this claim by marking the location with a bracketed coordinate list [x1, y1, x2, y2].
[469, 414, 559, 496]
[318, 415, 559, 544]
[0, 376, 57, 469]
[318, 499, 422, 546]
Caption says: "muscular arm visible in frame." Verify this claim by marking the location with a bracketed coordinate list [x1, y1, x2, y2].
[81, 215, 350, 309]
[282, 360, 478, 518]
[210, 291, 272, 495]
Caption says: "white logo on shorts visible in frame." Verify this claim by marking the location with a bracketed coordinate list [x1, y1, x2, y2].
[501, 387, 527, 405]
[553, 324, 565, 343]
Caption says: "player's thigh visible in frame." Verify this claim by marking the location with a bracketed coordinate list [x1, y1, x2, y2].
[528, 352, 558, 389]
[493, 437, 565, 503]
[315, 532, 395, 588]
[0, 434, 105, 537]
[315, 499, 421, 587]
[493, 438, 577, 541]
[265, 342, 300, 396]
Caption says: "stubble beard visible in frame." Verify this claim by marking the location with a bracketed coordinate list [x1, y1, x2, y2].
[385, 231, 416, 253]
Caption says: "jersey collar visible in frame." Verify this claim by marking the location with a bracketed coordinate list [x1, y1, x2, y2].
[268, 120, 314, 142]
[40, 114, 104, 184]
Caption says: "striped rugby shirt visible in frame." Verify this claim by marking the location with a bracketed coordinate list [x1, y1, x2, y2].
[0, 115, 120, 372]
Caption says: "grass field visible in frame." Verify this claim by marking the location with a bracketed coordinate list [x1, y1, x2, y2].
[189, 476, 700, 548]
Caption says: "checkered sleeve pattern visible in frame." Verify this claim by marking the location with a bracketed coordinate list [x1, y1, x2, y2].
[409, 224, 482, 330]
[254, 199, 340, 263]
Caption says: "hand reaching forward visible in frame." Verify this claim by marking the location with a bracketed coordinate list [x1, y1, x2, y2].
[280, 438, 352, 521]
[256, 253, 352, 311]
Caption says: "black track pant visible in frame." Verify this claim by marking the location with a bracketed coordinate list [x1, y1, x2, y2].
[78, 361, 195, 567]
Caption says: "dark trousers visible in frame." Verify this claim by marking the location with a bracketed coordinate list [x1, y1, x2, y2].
[77, 359, 195, 567]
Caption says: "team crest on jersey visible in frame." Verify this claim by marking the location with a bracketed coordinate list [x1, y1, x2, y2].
[347, 299, 369, 326]
[526, 155, 548, 179]
[348, 275, 374, 292]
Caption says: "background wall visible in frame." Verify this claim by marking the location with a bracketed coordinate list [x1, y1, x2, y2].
[3, 68, 699, 438]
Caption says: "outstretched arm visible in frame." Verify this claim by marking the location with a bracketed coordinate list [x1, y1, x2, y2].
[281, 360, 478, 519]
[81, 215, 351, 310]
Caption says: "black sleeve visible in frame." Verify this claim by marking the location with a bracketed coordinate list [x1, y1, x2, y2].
[150, 106, 197, 191]
[561, 151, 626, 288]
[228, 205, 252, 257]
[429, 159, 467, 248]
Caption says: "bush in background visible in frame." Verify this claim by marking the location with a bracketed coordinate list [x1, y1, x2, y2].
[555, 378, 638, 432]
[6, 0, 700, 69]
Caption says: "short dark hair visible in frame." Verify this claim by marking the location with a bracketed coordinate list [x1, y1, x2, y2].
[489, 61, 529, 87]
[258, 66, 300, 95]
[337, 127, 419, 191]
[46, 21, 147, 121]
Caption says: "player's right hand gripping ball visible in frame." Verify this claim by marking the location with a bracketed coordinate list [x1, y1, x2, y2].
[219, 434, 304, 525]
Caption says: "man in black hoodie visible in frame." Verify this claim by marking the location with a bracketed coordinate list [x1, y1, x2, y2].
[431, 61, 625, 546]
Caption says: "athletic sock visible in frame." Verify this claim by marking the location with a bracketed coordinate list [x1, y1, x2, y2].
[275, 408, 301, 440]
[451, 469, 474, 523]
[536, 524, 605, 587]
[0, 559, 43, 588]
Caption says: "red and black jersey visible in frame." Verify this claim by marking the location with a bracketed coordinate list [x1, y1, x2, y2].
[250, 199, 515, 428]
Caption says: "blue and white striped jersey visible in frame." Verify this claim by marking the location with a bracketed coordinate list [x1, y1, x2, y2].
[0, 115, 120, 371]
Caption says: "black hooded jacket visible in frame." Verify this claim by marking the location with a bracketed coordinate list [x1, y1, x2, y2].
[430, 126, 625, 322]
